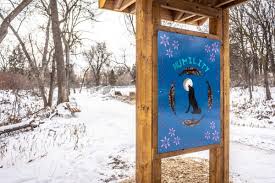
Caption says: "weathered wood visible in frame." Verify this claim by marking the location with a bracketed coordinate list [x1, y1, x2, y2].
[222, 9, 230, 183]
[218, 0, 248, 8]
[160, 0, 221, 18]
[185, 15, 206, 24]
[178, 14, 196, 22]
[159, 26, 221, 41]
[114, 0, 124, 10]
[209, 8, 230, 183]
[136, 0, 161, 182]
[119, 0, 136, 11]
[157, 144, 220, 159]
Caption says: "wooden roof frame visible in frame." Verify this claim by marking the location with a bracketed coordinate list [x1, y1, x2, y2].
[99, 0, 248, 26]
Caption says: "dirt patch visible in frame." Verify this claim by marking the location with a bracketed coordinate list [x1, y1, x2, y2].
[120, 157, 233, 183]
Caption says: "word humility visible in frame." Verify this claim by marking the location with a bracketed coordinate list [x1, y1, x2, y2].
[173, 57, 210, 73]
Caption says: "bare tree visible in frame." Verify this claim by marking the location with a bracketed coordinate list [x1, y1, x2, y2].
[50, 0, 68, 103]
[0, 0, 33, 43]
[84, 42, 111, 86]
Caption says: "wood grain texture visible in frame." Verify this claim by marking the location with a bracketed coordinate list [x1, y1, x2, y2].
[136, 0, 161, 182]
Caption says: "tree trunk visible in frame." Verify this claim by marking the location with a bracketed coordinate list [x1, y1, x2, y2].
[50, 0, 68, 104]
[263, 56, 272, 100]
[80, 67, 89, 93]
[48, 56, 56, 107]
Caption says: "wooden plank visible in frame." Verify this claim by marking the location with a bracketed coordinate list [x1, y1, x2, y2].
[159, 25, 221, 40]
[114, 0, 124, 10]
[222, 8, 230, 183]
[160, 0, 221, 18]
[119, 0, 136, 11]
[218, 0, 248, 8]
[157, 144, 220, 159]
[136, 0, 161, 182]
[178, 14, 196, 22]
[174, 11, 184, 21]
[99, 0, 108, 8]
[185, 15, 206, 24]
[215, 0, 235, 7]
[198, 17, 209, 26]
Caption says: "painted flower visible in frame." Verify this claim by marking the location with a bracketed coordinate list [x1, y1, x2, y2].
[205, 44, 211, 53]
[173, 136, 181, 145]
[212, 42, 219, 53]
[210, 121, 215, 129]
[168, 128, 176, 137]
[204, 131, 211, 140]
[160, 34, 169, 47]
[172, 40, 179, 50]
[166, 49, 173, 58]
[161, 136, 170, 149]
[210, 52, 215, 62]
[212, 130, 220, 141]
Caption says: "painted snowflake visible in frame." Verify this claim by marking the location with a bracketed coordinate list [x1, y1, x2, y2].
[212, 130, 220, 142]
[172, 40, 179, 50]
[168, 128, 176, 137]
[166, 49, 173, 58]
[210, 53, 215, 62]
[204, 131, 211, 140]
[205, 44, 211, 53]
[161, 136, 170, 149]
[212, 42, 219, 53]
[210, 121, 215, 129]
[160, 34, 169, 47]
[173, 136, 181, 145]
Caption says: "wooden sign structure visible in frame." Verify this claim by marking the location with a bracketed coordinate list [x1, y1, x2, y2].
[99, 0, 248, 183]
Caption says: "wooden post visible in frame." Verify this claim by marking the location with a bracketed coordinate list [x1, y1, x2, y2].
[209, 8, 230, 183]
[136, 0, 161, 182]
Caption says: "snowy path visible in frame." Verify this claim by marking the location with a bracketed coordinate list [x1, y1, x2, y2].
[231, 142, 275, 183]
[0, 93, 136, 183]
[1, 92, 275, 183]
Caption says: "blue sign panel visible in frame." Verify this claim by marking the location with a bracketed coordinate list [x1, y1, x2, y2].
[158, 30, 221, 154]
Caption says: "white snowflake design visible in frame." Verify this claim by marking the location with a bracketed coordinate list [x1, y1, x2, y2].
[212, 130, 220, 141]
[172, 40, 179, 50]
[204, 131, 211, 140]
[173, 136, 181, 145]
[160, 34, 169, 47]
[210, 121, 215, 129]
[168, 128, 176, 137]
[166, 49, 173, 58]
[205, 44, 211, 53]
[212, 42, 219, 53]
[210, 53, 215, 62]
[161, 136, 170, 149]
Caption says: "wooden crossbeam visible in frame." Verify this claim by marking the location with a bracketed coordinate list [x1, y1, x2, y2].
[160, 0, 221, 18]
[185, 15, 206, 24]
[179, 14, 196, 22]
[218, 0, 248, 8]
[118, 0, 136, 11]
[198, 17, 208, 26]
[174, 12, 184, 21]
[114, 0, 124, 10]
[215, 0, 235, 7]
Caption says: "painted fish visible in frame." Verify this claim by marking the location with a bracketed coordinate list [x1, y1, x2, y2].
[179, 67, 201, 76]
[182, 115, 204, 127]
[206, 80, 213, 110]
[168, 83, 176, 115]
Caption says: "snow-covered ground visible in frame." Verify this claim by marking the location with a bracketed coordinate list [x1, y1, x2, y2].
[0, 86, 274, 183]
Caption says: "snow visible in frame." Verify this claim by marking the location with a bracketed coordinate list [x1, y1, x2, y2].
[0, 86, 274, 183]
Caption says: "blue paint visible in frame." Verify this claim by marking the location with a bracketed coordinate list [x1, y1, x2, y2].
[158, 30, 221, 154]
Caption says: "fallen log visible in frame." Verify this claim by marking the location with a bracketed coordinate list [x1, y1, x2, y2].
[0, 118, 36, 135]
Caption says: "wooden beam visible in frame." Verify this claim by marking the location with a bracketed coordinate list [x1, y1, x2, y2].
[99, 0, 107, 8]
[209, 8, 230, 183]
[198, 17, 209, 26]
[160, 0, 221, 18]
[185, 15, 206, 24]
[119, 0, 136, 11]
[178, 13, 196, 22]
[218, 0, 248, 8]
[159, 25, 220, 40]
[174, 12, 184, 21]
[215, 0, 235, 7]
[136, 0, 161, 182]
[114, 0, 124, 10]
